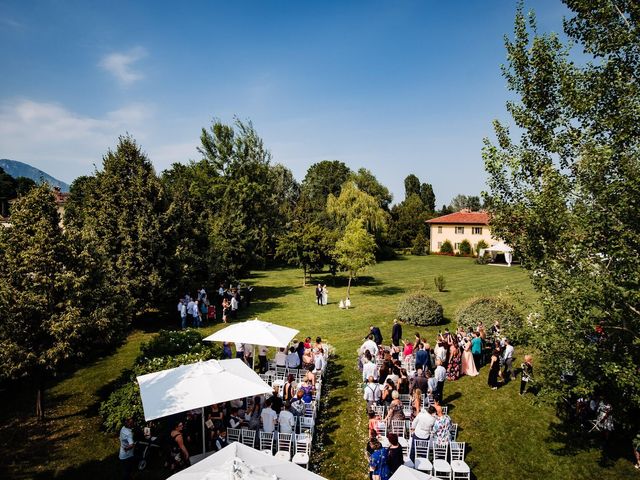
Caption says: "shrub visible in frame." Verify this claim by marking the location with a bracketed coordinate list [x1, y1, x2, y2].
[455, 296, 526, 343]
[439, 240, 453, 254]
[397, 293, 444, 327]
[475, 239, 489, 256]
[476, 252, 491, 265]
[434, 274, 446, 292]
[137, 329, 205, 363]
[459, 239, 472, 256]
[411, 231, 428, 256]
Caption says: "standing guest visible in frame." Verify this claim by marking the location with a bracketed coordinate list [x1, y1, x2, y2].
[364, 376, 382, 413]
[361, 335, 379, 358]
[385, 391, 405, 426]
[270, 386, 283, 414]
[471, 332, 483, 370]
[410, 405, 436, 462]
[304, 365, 317, 386]
[186, 298, 195, 328]
[260, 398, 277, 433]
[221, 342, 232, 360]
[369, 325, 384, 346]
[432, 402, 452, 445]
[427, 369, 438, 400]
[461, 337, 479, 376]
[502, 339, 514, 383]
[368, 437, 384, 480]
[314, 336, 323, 350]
[286, 347, 301, 369]
[415, 343, 428, 371]
[296, 341, 306, 364]
[274, 347, 287, 367]
[170, 421, 190, 470]
[391, 319, 402, 347]
[221, 297, 230, 323]
[412, 369, 429, 396]
[381, 378, 396, 407]
[243, 343, 253, 367]
[212, 428, 228, 451]
[246, 396, 262, 430]
[119, 417, 136, 480]
[283, 374, 296, 403]
[179, 300, 187, 330]
[362, 352, 377, 382]
[304, 337, 312, 349]
[279, 402, 296, 434]
[434, 359, 447, 403]
[314, 348, 326, 373]
[490, 320, 501, 338]
[488, 349, 501, 390]
[520, 354, 534, 395]
[315, 284, 323, 306]
[402, 339, 414, 358]
[411, 388, 423, 419]
[385, 433, 404, 477]
[227, 408, 242, 429]
[257, 345, 268, 374]
[632, 433, 640, 470]
[230, 293, 239, 319]
[368, 411, 381, 437]
[192, 300, 201, 327]
[446, 342, 462, 381]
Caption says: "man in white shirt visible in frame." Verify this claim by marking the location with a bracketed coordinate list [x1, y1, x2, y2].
[434, 359, 447, 403]
[244, 343, 253, 366]
[286, 347, 300, 369]
[278, 403, 296, 434]
[363, 376, 381, 413]
[260, 398, 278, 433]
[235, 342, 244, 360]
[502, 339, 514, 382]
[360, 335, 378, 358]
[119, 417, 135, 479]
[362, 356, 377, 383]
[314, 348, 325, 373]
[274, 347, 287, 367]
[410, 406, 436, 462]
[258, 345, 269, 373]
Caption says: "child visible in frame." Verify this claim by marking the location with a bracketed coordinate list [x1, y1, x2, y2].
[368, 411, 381, 437]
[520, 354, 533, 395]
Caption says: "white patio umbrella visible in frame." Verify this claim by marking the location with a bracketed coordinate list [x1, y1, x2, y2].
[167, 442, 327, 480]
[137, 359, 271, 454]
[203, 319, 299, 368]
[389, 465, 438, 480]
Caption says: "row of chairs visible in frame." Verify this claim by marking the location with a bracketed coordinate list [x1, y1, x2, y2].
[227, 429, 312, 468]
[370, 403, 447, 420]
[412, 440, 470, 480]
[376, 420, 458, 445]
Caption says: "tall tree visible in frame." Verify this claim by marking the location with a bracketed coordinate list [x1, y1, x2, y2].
[326, 181, 389, 235]
[388, 194, 428, 248]
[484, 1, 640, 423]
[349, 168, 393, 210]
[333, 219, 376, 298]
[419, 182, 436, 213]
[300, 160, 351, 216]
[449, 194, 481, 212]
[404, 174, 421, 199]
[0, 185, 125, 419]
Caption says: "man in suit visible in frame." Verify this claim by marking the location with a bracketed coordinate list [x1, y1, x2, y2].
[368, 325, 383, 345]
[315, 284, 322, 306]
[391, 319, 402, 347]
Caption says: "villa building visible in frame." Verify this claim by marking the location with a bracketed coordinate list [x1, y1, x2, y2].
[426, 210, 498, 254]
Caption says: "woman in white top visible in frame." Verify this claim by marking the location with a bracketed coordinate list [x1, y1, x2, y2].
[321, 285, 328, 305]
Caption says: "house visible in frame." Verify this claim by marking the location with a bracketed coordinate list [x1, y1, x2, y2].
[426, 210, 499, 254]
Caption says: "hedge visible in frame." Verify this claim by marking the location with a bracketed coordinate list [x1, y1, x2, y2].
[397, 293, 444, 327]
[455, 296, 526, 343]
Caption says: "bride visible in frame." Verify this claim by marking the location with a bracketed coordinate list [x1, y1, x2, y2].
[461, 336, 479, 376]
[321, 284, 328, 306]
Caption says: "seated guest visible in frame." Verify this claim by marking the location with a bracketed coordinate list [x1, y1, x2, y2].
[286, 347, 301, 369]
[275, 347, 287, 367]
[304, 365, 316, 386]
[314, 348, 325, 373]
[278, 402, 296, 434]
[271, 386, 283, 414]
[291, 390, 306, 417]
[314, 336, 323, 351]
[381, 378, 396, 406]
[302, 348, 314, 369]
[283, 374, 296, 402]
[299, 378, 315, 403]
[212, 428, 228, 452]
[260, 398, 277, 433]
[227, 407, 242, 429]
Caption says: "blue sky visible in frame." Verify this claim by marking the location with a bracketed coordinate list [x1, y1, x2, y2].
[0, 0, 568, 205]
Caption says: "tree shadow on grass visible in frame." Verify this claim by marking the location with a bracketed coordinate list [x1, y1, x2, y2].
[362, 286, 406, 297]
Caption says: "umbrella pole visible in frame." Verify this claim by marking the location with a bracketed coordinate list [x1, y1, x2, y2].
[201, 407, 206, 455]
[252, 345, 255, 370]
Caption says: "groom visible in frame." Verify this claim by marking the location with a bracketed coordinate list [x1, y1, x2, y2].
[316, 284, 322, 306]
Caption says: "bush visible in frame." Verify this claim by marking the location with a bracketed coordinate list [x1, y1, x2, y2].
[411, 231, 429, 256]
[475, 239, 488, 256]
[476, 252, 491, 265]
[137, 329, 205, 363]
[397, 293, 444, 327]
[455, 296, 526, 343]
[439, 240, 453, 254]
[434, 274, 446, 292]
[459, 239, 472, 256]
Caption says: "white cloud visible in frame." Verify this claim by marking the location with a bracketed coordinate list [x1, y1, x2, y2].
[99, 46, 147, 86]
[0, 99, 153, 182]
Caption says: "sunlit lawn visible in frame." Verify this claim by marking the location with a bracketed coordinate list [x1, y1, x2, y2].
[1, 255, 636, 479]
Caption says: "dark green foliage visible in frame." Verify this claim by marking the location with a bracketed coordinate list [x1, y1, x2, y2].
[483, 1, 640, 423]
[411, 231, 428, 255]
[476, 252, 491, 265]
[137, 329, 206, 363]
[15, 177, 36, 196]
[455, 296, 526, 344]
[389, 194, 428, 248]
[449, 194, 481, 212]
[439, 240, 453, 254]
[475, 239, 489, 256]
[404, 174, 421, 199]
[397, 293, 444, 326]
[419, 183, 436, 212]
[350, 168, 393, 210]
[434, 274, 446, 292]
[459, 239, 472, 256]
[300, 160, 351, 215]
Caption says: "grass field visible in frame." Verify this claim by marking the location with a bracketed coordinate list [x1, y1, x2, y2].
[1, 255, 636, 479]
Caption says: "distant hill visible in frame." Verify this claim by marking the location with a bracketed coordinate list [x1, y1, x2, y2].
[0, 159, 70, 192]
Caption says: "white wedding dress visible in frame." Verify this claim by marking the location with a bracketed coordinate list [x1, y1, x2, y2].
[322, 288, 328, 305]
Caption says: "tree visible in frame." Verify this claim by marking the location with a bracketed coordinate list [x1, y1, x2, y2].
[388, 194, 428, 247]
[0, 185, 125, 420]
[300, 160, 351, 214]
[349, 168, 393, 210]
[419, 182, 436, 213]
[404, 174, 421, 199]
[483, 2, 640, 424]
[333, 219, 376, 298]
[326, 181, 389, 234]
[0, 167, 16, 216]
[449, 194, 481, 212]
[411, 230, 428, 255]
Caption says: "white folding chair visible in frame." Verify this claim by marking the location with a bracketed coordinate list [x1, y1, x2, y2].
[227, 427, 241, 444]
[449, 423, 458, 442]
[399, 394, 411, 406]
[292, 433, 311, 469]
[259, 431, 275, 455]
[414, 439, 433, 474]
[450, 441, 470, 480]
[275, 366, 287, 382]
[274, 432, 293, 460]
[241, 428, 256, 448]
[299, 416, 315, 437]
[377, 421, 388, 446]
[303, 402, 316, 419]
[433, 442, 452, 480]
[372, 405, 385, 418]
[441, 406, 448, 416]
[391, 420, 408, 447]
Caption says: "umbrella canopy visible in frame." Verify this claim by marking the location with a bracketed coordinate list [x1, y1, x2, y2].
[484, 241, 513, 253]
[390, 465, 438, 480]
[137, 359, 272, 421]
[203, 319, 299, 349]
[167, 442, 327, 480]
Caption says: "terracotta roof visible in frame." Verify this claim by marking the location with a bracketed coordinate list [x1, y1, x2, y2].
[426, 211, 489, 225]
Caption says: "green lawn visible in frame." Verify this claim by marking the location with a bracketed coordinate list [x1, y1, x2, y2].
[1, 255, 636, 479]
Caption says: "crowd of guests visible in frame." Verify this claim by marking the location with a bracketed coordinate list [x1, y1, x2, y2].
[176, 283, 254, 328]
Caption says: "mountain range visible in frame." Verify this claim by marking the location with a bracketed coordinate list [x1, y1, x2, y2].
[0, 159, 70, 192]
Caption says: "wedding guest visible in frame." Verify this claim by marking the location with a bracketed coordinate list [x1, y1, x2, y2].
[434, 359, 447, 402]
[391, 319, 402, 347]
[488, 349, 501, 390]
[446, 342, 462, 381]
[502, 338, 514, 383]
[461, 337, 479, 377]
